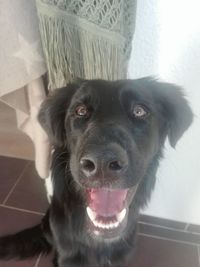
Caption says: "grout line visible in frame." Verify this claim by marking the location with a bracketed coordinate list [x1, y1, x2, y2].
[188, 230, 200, 236]
[2, 162, 30, 205]
[184, 223, 190, 232]
[0, 204, 45, 216]
[139, 232, 199, 247]
[197, 246, 200, 267]
[138, 221, 186, 233]
[35, 253, 42, 267]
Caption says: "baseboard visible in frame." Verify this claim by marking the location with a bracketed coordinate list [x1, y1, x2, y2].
[138, 214, 200, 245]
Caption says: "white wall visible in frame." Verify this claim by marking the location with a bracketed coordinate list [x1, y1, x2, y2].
[128, 0, 200, 224]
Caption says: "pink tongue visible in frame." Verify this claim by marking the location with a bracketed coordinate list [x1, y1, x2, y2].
[87, 188, 128, 217]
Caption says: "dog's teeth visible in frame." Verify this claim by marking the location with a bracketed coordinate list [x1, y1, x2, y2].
[99, 222, 106, 229]
[93, 220, 120, 230]
[108, 222, 119, 229]
[104, 224, 110, 229]
[96, 221, 106, 229]
[105, 224, 110, 229]
[113, 221, 120, 228]
[117, 208, 127, 223]
[92, 219, 119, 230]
[87, 207, 125, 230]
[86, 207, 97, 222]
[93, 220, 99, 228]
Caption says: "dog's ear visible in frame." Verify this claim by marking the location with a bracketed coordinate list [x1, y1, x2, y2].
[165, 87, 193, 147]
[38, 83, 78, 147]
[147, 78, 193, 147]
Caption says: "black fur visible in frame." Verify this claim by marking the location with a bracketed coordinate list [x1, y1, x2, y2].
[0, 78, 193, 266]
[0, 213, 51, 259]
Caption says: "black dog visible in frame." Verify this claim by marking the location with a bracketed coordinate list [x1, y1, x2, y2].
[0, 78, 193, 266]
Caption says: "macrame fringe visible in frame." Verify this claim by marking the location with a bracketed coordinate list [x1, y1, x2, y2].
[37, 14, 128, 89]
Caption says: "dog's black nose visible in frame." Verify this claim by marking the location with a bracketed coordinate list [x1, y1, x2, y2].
[80, 144, 128, 178]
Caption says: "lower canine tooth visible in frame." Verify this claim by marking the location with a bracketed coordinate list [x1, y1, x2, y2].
[117, 208, 127, 223]
[86, 207, 97, 222]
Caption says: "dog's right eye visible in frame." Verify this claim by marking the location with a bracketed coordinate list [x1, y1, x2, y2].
[75, 104, 91, 118]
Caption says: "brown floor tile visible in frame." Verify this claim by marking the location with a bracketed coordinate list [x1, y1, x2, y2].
[0, 258, 37, 267]
[131, 235, 199, 267]
[0, 156, 27, 204]
[5, 163, 49, 213]
[0, 206, 43, 267]
[139, 214, 186, 230]
[0, 206, 42, 236]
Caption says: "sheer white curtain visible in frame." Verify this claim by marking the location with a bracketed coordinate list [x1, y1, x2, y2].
[0, 0, 50, 178]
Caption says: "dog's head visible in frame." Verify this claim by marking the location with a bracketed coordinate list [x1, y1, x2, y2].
[39, 78, 193, 240]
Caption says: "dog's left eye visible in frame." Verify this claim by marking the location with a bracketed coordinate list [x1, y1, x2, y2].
[75, 104, 90, 118]
[132, 105, 149, 118]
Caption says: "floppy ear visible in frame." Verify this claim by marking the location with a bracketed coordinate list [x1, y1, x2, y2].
[148, 78, 193, 147]
[166, 88, 193, 147]
[38, 83, 78, 147]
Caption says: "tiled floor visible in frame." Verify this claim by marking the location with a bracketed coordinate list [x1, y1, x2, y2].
[0, 156, 199, 267]
[0, 156, 50, 267]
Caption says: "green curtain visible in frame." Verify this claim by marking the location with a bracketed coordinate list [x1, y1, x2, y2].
[36, 0, 137, 89]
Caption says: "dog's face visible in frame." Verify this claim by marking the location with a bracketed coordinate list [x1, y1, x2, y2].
[39, 78, 193, 241]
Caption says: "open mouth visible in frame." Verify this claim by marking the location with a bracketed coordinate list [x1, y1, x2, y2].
[86, 186, 138, 239]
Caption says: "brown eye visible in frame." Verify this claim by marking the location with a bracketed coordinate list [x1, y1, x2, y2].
[75, 104, 90, 118]
[133, 105, 149, 118]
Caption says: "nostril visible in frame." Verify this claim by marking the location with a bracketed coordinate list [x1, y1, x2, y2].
[80, 158, 96, 174]
[109, 160, 123, 171]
